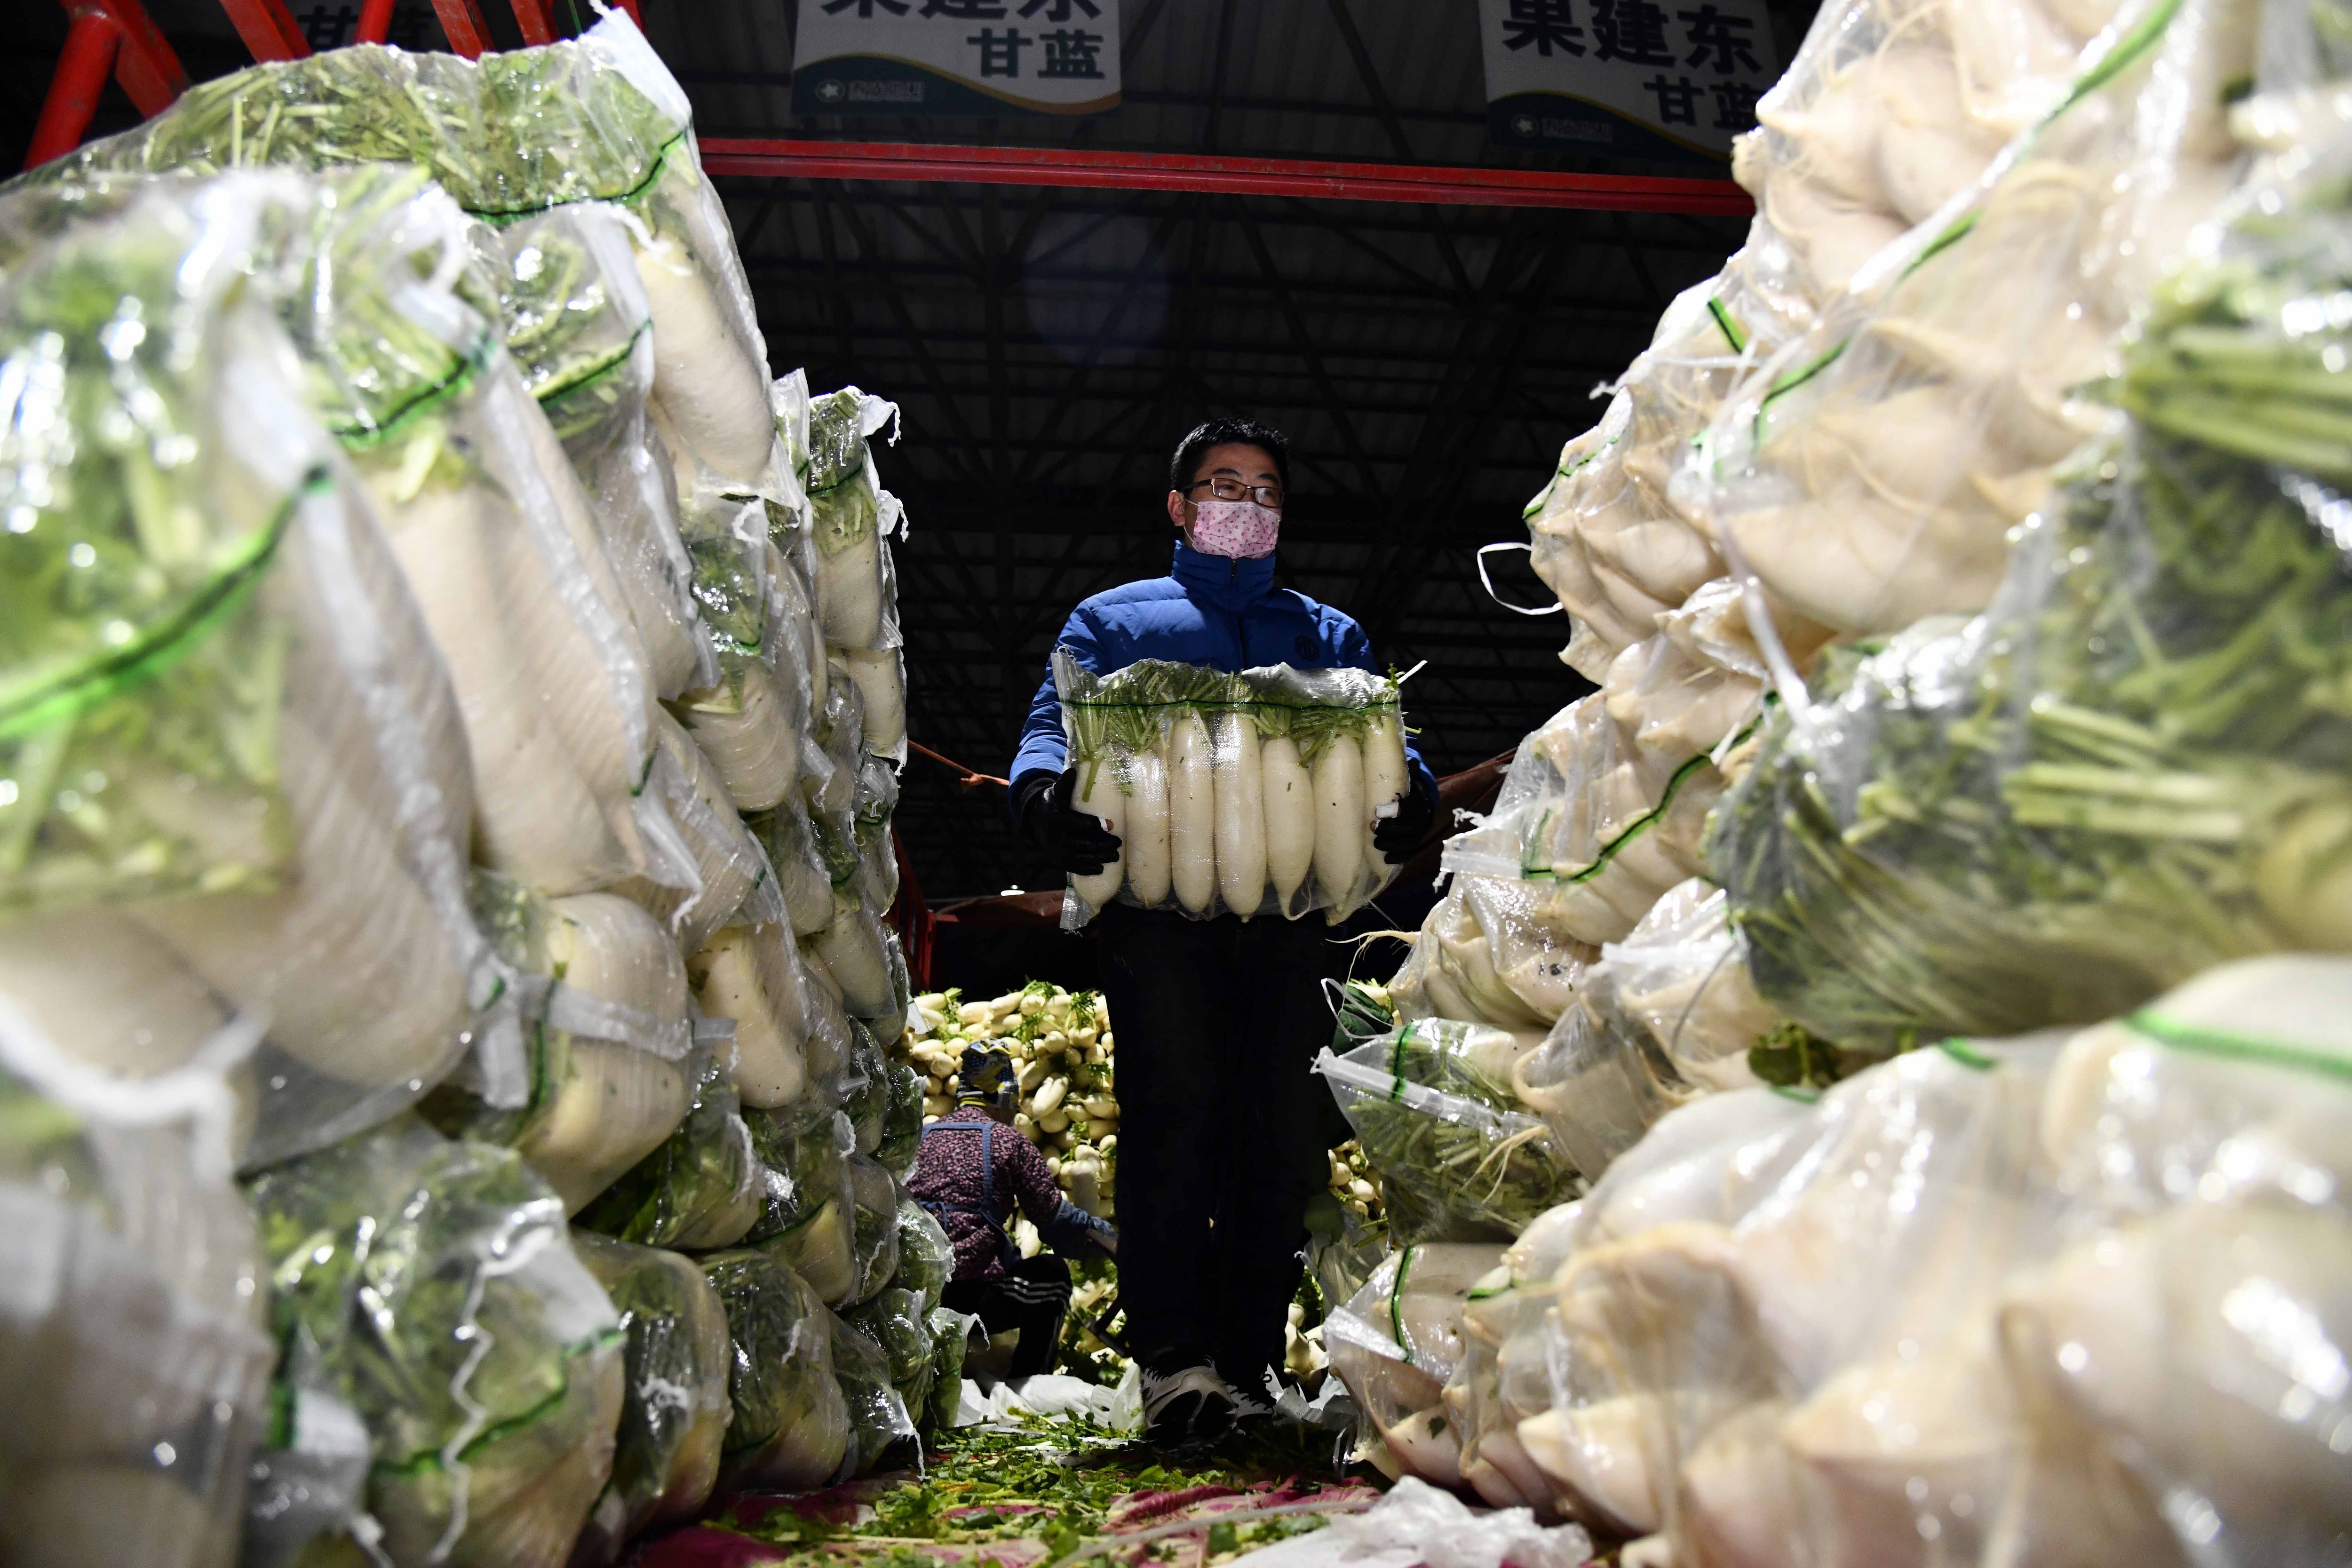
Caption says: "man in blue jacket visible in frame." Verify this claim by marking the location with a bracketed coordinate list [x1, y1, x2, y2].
[1009, 417, 1438, 1446]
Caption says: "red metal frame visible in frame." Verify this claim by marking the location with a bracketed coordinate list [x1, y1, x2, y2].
[698, 140, 1754, 215]
[428, 0, 497, 58]
[354, 0, 397, 42]
[25, 0, 188, 169]
[215, 0, 309, 61]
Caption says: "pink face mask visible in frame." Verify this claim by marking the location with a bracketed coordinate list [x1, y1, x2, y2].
[1188, 497, 1281, 559]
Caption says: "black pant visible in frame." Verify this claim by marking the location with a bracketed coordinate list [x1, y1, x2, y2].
[942, 1253, 1072, 1379]
[1094, 903, 1335, 1385]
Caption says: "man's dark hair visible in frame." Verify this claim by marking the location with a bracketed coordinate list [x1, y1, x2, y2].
[1169, 417, 1289, 495]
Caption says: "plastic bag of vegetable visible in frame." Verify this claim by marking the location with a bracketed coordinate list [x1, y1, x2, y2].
[0, 172, 494, 1168]
[925, 1308, 978, 1431]
[575, 1045, 764, 1251]
[1604, 880, 1775, 1093]
[1708, 107, 2352, 1057]
[847, 1285, 934, 1413]
[1695, 0, 2252, 638]
[1055, 655, 1413, 927]
[479, 200, 713, 700]
[804, 386, 906, 654]
[892, 1196, 955, 1314]
[699, 1248, 852, 1494]
[1387, 876, 1590, 1045]
[688, 918, 829, 1109]
[1324, 1243, 1504, 1487]
[48, 10, 781, 497]
[748, 791, 849, 939]
[423, 875, 695, 1212]
[569, 1234, 732, 1565]
[846, 1153, 903, 1304]
[809, 893, 910, 1023]
[828, 1307, 921, 1478]
[246, 1116, 627, 1568]
[614, 708, 786, 952]
[1315, 1022, 1579, 1243]
[876, 1063, 925, 1180]
[841, 1017, 890, 1155]
[744, 1102, 860, 1305]
[670, 493, 809, 815]
[0, 1005, 274, 1568]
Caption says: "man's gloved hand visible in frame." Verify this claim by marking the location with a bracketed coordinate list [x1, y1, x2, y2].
[1372, 787, 1437, 865]
[1015, 766, 1123, 876]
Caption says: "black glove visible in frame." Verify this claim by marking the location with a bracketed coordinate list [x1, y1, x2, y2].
[1015, 766, 1123, 876]
[1372, 786, 1437, 865]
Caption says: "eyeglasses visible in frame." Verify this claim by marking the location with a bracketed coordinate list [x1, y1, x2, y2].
[1182, 477, 1284, 507]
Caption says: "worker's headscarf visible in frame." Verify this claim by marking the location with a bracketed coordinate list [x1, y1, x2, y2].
[957, 1044, 1019, 1112]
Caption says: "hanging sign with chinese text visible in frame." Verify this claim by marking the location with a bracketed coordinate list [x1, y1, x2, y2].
[791, 0, 1121, 117]
[1477, 0, 1778, 165]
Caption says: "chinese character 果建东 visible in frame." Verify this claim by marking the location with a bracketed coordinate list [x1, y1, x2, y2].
[1590, 0, 1677, 64]
[1642, 72, 1701, 125]
[1677, 3, 1762, 74]
[1039, 28, 1106, 78]
[1502, 0, 1587, 56]
[969, 25, 1031, 75]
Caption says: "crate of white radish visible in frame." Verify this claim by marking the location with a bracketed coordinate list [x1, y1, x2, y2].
[1052, 653, 1412, 928]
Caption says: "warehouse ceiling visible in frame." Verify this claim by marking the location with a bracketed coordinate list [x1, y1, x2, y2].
[7, 0, 1816, 902]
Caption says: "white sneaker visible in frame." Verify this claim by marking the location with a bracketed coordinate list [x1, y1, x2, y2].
[1140, 1362, 1237, 1447]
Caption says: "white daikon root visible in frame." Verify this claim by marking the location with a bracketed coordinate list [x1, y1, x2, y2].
[808, 894, 897, 1019]
[1359, 710, 1410, 874]
[1122, 743, 1173, 907]
[614, 710, 767, 950]
[636, 235, 777, 487]
[1167, 712, 1217, 915]
[688, 924, 811, 1108]
[1312, 735, 1368, 922]
[675, 661, 799, 813]
[1261, 735, 1315, 915]
[545, 892, 693, 1024]
[0, 912, 231, 1081]
[816, 527, 886, 651]
[838, 645, 906, 758]
[1213, 711, 1268, 917]
[1070, 756, 1128, 913]
[518, 1036, 693, 1212]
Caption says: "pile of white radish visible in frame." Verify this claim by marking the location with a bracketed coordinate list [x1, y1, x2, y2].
[1053, 655, 1413, 926]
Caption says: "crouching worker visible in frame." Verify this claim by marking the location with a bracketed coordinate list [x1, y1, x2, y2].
[911, 1045, 1118, 1380]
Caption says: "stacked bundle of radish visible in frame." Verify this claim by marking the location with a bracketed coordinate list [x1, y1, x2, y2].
[1052, 656, 1411, 926]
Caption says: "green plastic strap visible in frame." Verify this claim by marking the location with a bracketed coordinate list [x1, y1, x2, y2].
[376, 1324, 626, 1476]
[0, 470, 318, 744]
[1937, 1038, 1997, 1072]
[1770, 1084, 1820, 1104]
[1390, 1244, 1416, 1364]
[468, 128, 691, 224]
[327, 330, 498, 451]
[532, 316, 652, 411]
[1524, 716, 1761, 885]
[1707, 295, 1747, 355]
[1388, 1021, 1418, 1099]
[2124, 1009, 2352, 1085]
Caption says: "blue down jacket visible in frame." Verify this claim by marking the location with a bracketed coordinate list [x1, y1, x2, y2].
[1010, 540, 1438, 808]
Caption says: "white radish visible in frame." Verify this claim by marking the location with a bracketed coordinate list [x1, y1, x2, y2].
[815, 527, 885, 650]
[1070, 755, 1127, 913]
[1122, 741, 1173, 907]
[1213, 711, 1268, 917]
[838, 646, 905, 757]
[676, 662, 798, 814]
[809, 894, 896, 1018]
[688, 924, 808, 1109]
[1312, 734, 1367, 920]
[1261, 735, 1315, 916]
[613, 710, 763, 949]
[1167, 712, 1217, 915]
[636, 236, 776, 487]
[544, 892, 691, 1022]
[519, 1036, 692, 1213]
[1359, 710, 1410, 874]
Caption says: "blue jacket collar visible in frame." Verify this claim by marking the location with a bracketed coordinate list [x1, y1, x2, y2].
[1172, 538, 1278, 611]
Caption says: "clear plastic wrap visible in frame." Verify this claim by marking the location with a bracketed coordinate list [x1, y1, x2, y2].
[748, 791, 847, 940]
[893, 1195, 955, 1314]
[1387, 876, 1592, 1043]
[49, 11, 781, 499]
[0, 1006, 273, 1568]
[1693, 0, 2253, 637]
[804, 387, 906, 655]
[1324, 1243, 1507, 1488]
[846, 1285, 935, 1420]
[575, 1047, 764, 1252]
[1708, 109, 2352, 1056]
[744, 1102, 860, 1307]
[0, 174, 494, 1169]
[671, 497, 805, 815]
[808, 892, 911, 1023]
[614, 708, 785, 953]
[246, 1116, 626, 1568]
[687, 918, 834, 1110]
[1316, 1024, 1579, 1244]
[424, 875, 695, 1213]
[569, 1234, 732, 1565]
[842, 1018, 890, 1156]
[699, 1248, 852, 1494]
[877, 1061, 924, 1180]
[1056, 655, 1412, 927]
[485, 201, 714, 700]
[828, 1307, 921, 1478]
[925, 1307, 978, 1431]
